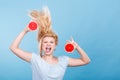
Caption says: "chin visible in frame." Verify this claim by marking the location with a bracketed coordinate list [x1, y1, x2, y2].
[44, 52, 53, 56]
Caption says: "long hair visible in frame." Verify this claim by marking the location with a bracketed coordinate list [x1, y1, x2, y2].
[29, 7, 58, 57]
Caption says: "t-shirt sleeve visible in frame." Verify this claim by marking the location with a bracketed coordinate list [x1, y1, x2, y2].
[59, 56, 69, 69]
[30, 53, 39, 65]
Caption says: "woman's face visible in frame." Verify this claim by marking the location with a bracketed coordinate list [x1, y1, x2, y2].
[42, 36, 56, 56]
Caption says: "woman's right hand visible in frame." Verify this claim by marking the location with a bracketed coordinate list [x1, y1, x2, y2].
[24, 22, 37, 33]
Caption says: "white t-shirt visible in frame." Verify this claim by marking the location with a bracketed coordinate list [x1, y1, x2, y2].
[30, 53, 69, 80]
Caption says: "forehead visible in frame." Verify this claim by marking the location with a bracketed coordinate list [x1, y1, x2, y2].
[43, 37, 55, 41]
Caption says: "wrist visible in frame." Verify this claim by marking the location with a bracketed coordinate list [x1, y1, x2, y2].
[75, 44, 80, 50]
[23, 29, 28, 34]
[24, 27, 29, 33]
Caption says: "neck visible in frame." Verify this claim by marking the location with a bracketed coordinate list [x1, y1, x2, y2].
[42, 54, 54, 61]
[42, 54, 58, 65]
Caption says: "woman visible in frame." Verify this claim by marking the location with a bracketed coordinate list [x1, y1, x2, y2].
[10, 7, 90, 80]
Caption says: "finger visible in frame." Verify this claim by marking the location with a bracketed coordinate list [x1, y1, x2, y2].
[70, 36, 74, 42]
[66, 40, 72, 44]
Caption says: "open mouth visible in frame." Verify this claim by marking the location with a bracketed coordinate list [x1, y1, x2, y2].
[46, 47, 51, 53]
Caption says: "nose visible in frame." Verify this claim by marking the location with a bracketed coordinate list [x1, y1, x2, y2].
[47, 43, 50, 46]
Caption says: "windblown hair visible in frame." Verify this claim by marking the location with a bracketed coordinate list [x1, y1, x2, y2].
[29, 7, 58, 57]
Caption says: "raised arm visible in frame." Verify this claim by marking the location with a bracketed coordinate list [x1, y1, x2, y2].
[10, 25, 32, 62]
[68, 37, 91, 66]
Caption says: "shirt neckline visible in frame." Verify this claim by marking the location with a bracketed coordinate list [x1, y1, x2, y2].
[40, 56, 60, 66]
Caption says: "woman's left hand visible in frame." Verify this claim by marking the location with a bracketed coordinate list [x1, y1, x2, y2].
[66, 37, 79, 49]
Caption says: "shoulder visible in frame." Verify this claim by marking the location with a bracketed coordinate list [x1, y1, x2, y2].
[58, 56, 69, 67]
[59, 56, 69, 61]
[31, 53, 40, 59]
[30, 53, 41, 64]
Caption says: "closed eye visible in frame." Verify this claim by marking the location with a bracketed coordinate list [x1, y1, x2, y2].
[44, 41, 48, 43]
[50, 41, 54, 43]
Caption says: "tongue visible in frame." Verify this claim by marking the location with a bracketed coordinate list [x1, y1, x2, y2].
[46, 48, 50, 52]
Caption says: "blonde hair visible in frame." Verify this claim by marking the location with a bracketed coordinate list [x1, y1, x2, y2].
[29, 7, 58, 57]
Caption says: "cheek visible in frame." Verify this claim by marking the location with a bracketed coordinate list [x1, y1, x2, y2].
[42, 44, 46, 48]
[52, 44, 56, 48]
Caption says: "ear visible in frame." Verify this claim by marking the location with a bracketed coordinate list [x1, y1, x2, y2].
[38, 39, 42, 51]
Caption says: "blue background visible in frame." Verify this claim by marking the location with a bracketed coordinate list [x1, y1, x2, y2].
[0, 0, 120, 80]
